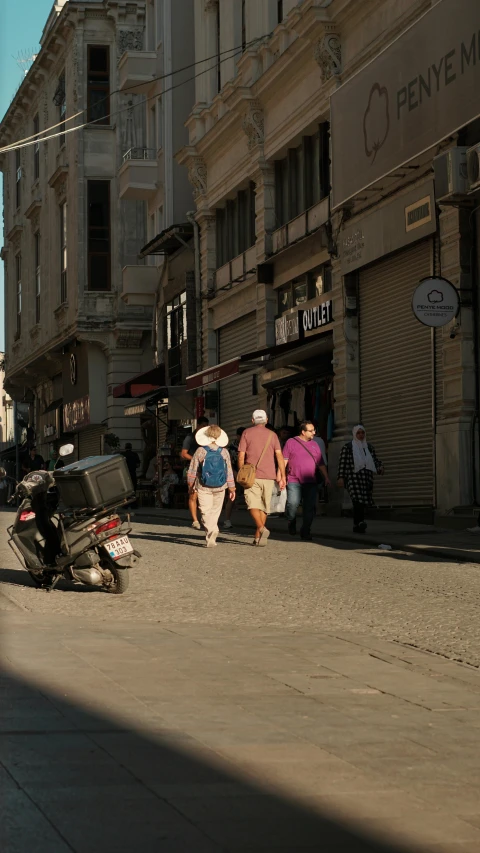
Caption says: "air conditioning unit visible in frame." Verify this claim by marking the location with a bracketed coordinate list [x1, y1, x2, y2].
[434, 148, 468, 203]
[467, 143, 480, 192]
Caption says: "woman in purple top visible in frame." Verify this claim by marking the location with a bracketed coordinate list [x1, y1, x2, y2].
[283, 421, 331, 541]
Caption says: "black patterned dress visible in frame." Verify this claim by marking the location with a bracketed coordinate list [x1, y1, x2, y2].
[337, 441, 382, 506]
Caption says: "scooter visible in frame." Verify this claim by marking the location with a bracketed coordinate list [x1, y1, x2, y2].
[5, 444, 140, 594]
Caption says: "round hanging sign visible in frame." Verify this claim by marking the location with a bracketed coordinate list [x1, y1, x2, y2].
[412, 276, 459, 327]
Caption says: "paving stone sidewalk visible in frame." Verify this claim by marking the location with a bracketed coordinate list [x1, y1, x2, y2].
[2, 610, 480, 852]
[133, 506, 478, 565]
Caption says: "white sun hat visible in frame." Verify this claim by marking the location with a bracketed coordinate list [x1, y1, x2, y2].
[195, 426, 229, 448]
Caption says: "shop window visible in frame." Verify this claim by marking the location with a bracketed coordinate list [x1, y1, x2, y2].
[34, 232, 41, 323]
[87, 180, 111, 291]
[277, 263, 332, 315]
[166, 292, 187, 349]
[33, 114, 40, 181]
[293, 276, 308, 306]
[274, 123, 330, 227]
[308, 264, 332, 298]
[15, 254, 22, 339]
[60, 201, 67, 303]
[15, 149, 21, 209]
[277, 285, 292, 314]
[216, 183, 256, 267]
[87, 46, 110, 124]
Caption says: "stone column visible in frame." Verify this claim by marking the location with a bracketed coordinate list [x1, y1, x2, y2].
[196, 210, 217, 370]
[327, 254, 360, 509]
[252, 163, 276, 350]
[203, 0, 220, 102]
[436, 205, 477, 510]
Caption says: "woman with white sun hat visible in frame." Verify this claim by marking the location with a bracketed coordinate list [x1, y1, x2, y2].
[187, 425, 236, 548]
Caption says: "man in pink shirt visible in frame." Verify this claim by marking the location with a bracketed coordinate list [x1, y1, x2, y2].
[237, 409, 286, 546]
[283, 421, 331, 541]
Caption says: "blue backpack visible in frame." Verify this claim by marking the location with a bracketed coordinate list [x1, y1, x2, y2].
[200, 447, 227, 488]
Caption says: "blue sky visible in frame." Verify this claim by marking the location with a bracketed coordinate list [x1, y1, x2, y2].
[0, 0, 53, 352]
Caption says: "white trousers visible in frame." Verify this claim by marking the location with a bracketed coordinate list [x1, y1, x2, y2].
[197, 487, 225, 546]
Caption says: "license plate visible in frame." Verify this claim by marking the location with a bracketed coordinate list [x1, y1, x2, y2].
[106, 535, 133, 559]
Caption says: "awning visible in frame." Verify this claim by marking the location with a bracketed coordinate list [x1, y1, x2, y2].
[186, 331, 332, 391]
[124, 390, 166, 417]
[139, 223, 194, 259]
[186, 358, 241, 391]
[113, 365, 166, 399]
[43, 398, 63, 414]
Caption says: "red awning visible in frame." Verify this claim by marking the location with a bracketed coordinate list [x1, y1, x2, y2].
[113, 365, 166, 399]
[186, 358, 240, 391]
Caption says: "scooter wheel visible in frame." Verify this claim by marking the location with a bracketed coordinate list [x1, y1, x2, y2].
[105, 564, 130, 595]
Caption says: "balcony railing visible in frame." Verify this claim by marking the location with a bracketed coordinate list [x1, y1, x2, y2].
[122, 147, 156, 163]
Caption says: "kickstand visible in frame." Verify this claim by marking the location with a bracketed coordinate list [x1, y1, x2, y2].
[45, 575, 61, 593]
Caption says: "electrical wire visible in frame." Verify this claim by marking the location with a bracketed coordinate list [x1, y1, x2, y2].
[0, 30, 273, 155]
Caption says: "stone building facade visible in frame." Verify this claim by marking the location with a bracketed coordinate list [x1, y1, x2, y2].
[0, 0, 195, 464]
[179, 0, 480, 519]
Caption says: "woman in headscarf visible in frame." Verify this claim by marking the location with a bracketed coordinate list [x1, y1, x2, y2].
[337, 425, 384, 533]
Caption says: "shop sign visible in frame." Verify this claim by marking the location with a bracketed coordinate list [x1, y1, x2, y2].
[195, 396, 205, 419]
[331, 0, 480, 208]
[275, 313, 299, 345]
[63, 395, 91, 431]
[124, 401, 147, 417]
[405, 196, 432, 232]
[43, 424, 57, 439]
[299, 301, 333, 336]
[186, 357, 240, 390]
[340, 181, 435, 274]
[412, 277, 459, 327]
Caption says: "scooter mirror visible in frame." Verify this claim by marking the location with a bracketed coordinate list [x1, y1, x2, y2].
[59, 444, 74, 457]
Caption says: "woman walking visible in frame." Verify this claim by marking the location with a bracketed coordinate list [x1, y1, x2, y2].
[337, 425, 384, 533]
[187, 425, 236, 548]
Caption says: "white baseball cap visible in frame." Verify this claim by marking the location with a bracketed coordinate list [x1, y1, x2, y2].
[252, 409, 268, 424]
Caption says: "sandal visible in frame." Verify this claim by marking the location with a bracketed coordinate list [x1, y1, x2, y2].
[258, 527, 270, 547]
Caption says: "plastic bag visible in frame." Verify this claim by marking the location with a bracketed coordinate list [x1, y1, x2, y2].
[270, 484, 287, 514]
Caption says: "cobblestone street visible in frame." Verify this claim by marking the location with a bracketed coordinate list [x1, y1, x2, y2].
[1, 514, 479, 667]
[2, 513, 480, 852]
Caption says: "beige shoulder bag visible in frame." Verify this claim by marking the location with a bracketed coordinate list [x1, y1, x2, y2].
[236, 433, 273, 489]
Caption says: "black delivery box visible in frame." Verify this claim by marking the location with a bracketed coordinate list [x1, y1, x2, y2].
[54, 454, 134, 510]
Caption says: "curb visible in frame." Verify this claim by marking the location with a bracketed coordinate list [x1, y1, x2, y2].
[131, 510, 479, 565]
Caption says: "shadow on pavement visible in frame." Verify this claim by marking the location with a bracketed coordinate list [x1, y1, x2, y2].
[132, 530, 251, 548]
[0, 664, 425, 853]
[0, 568, 105, 593]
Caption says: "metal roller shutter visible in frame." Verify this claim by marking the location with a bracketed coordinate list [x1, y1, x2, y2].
[218, 313, 257, 440]
[78, 426, 105, 459]
[359, 240, 433, 506]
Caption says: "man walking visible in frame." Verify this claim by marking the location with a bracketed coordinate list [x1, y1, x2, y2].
[237, 410, 286, 546]
[123, 443, 141, 492]
[22, 446, 45, 476]
[283, 421, 330, 541]
[187, 425, 235, 548]
[181, 416, 209, 529]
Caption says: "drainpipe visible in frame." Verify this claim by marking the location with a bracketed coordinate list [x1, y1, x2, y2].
[187, 211, 202, 374]
[151, 257, 168, 364]
[13, 400, 20, 483]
